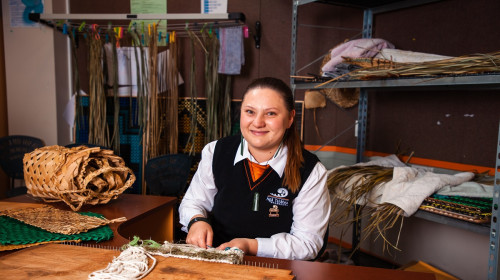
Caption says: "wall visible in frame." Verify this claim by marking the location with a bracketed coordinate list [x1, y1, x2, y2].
[1, 0, 58, 145]
[1, 0, 497, 279]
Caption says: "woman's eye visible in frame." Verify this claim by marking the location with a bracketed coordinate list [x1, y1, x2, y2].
[245, 109, 254, 115]
[267, 112, 277, 116]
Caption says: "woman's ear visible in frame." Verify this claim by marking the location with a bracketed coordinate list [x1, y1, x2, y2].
[288, 109, 296, 128]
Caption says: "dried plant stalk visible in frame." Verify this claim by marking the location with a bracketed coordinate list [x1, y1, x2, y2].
[88, 31, 109, 147]
[327, 165, 405, 257]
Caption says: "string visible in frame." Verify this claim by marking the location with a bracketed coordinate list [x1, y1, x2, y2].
[88, 246, 156, 280]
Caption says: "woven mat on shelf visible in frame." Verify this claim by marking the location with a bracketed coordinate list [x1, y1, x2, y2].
[23, 145, 136, 211]
[419, 194, 492, 224]
[0, 212, 114, 249]
[0, 205, 126, 235]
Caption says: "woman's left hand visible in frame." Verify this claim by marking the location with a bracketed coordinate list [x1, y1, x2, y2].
[217, 238, 258, 255]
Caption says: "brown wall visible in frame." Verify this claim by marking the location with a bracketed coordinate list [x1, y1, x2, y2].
[0, 3, 9, 197]
[70, 0, 500, 169]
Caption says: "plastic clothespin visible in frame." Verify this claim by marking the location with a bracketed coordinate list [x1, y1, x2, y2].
[128, 21, 133, 33]
[170, 31, 175, 43]
[243, 25, 249, 38]
[148, 24, 151, 36]
[166, 32, 170, 44]
[105, 33, 109, 43]
[78, 21, 86, 32]
[200, 23, 207, 33]
[62, 23, 68, 35]
[92, 24, 100, 40]
[158, 31, 162, 43]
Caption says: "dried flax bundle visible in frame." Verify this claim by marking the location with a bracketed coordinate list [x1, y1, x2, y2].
[327, 165, 403, 255]
[318, 51, 500, 87]
[147, 24, 160, 159]
[166, 34, 179, 154]
[185, 29, 200, 156]
[88, 30, 109, 148]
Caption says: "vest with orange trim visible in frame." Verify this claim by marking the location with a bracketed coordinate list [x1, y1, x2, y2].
[211, 135, 319, 246]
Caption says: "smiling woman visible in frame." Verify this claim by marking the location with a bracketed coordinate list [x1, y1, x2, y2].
[178, 77, 331, 261]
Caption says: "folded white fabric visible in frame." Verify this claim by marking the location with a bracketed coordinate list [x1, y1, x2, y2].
[438, 181, 493, 198]
[375, 48, 453, 63]
[380, 167, 474, 216]
[321, 38, 394, 73]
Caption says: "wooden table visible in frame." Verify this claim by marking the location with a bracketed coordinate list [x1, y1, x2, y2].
[0, 194, 435, 280]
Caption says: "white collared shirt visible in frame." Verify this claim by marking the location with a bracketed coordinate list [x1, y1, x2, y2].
[179, 138, 331, 260]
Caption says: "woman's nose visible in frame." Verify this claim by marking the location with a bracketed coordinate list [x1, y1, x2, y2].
[253, 113, 265, 127]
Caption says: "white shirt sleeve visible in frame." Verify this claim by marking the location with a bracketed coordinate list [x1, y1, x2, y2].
[178, 141, 218, 231]
[256, 161, 331, 260]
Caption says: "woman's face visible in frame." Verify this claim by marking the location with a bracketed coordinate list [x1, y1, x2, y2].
[240, 87, 295, 159]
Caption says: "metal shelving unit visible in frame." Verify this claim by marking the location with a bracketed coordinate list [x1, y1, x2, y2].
[290, 1, 500, 279]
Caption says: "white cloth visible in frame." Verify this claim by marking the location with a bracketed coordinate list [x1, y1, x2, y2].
[179, 139, 331, 260]
[437, 181, 493, 198]
[321, 38, 395, 73]
[329, 155, 475, 217]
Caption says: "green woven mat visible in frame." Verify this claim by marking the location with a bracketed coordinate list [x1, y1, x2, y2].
[0, 212, 113, 245]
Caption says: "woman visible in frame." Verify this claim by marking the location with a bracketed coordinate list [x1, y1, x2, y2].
[179, 77, 330, 260]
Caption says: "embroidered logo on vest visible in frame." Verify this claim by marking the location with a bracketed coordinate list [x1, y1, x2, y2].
[269, 205, 279, 217]
[266, 187, 289, 207]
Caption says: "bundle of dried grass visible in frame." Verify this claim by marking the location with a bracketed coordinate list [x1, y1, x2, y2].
[147, 24, 160, 159]
[327, 165, 403, 255]
[165, 35, 180, 155]
[88, 30, 109, 148]
[318, 51, 500, 87]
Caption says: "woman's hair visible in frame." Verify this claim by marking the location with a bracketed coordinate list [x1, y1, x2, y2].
[244, 77, 304, 193]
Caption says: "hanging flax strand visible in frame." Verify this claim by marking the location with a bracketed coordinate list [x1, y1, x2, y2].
[166, 37, 179, 154]
[105, 30, 120, 154]
[148, 24, 160, 159]
[87, 29, 109, 147]
[68, 29, 83, 140]
[184, 29, 201, 156]
[327, 165, 402, 256]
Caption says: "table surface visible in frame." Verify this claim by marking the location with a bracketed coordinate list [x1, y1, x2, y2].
[0, 194, 435, 280]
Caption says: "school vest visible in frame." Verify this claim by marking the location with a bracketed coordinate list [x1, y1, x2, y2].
[211, 135, 319, 246]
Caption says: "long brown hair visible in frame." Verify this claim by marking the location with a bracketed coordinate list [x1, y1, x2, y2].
[244, 77, 304, 193]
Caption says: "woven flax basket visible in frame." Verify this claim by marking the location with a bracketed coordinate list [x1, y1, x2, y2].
[23, 145, 136, 211]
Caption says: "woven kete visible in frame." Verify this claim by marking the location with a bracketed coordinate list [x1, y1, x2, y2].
[23, 145, 135, 211]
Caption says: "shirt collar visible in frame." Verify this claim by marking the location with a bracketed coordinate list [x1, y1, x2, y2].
[234, 138, 288, 177]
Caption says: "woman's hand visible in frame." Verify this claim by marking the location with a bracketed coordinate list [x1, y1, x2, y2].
[217, 238, 258, 255]
[186, 219, 213, 249]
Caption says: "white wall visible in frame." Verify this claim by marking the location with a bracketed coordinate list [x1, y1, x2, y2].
[1, 0, 63, 146]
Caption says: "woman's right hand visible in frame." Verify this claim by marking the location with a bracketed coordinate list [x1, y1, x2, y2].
[186, 218, 213, 249]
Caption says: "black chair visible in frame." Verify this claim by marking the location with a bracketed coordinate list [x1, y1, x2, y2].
[0, 135, 45, 195]
[145, 154, 192, 197]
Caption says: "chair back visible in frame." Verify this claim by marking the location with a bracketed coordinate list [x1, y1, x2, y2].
[0, 135, 45, 180]
[145, 154, 192, 197]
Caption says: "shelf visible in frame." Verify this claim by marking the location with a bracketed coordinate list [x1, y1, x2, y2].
[297, 0, 442, 14]
[292, 73, 500, 90]
[413, 210, 491, 235]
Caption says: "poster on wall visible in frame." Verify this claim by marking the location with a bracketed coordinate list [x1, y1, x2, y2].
[201, 0, 227, 14]
[8, 0, 43, 28]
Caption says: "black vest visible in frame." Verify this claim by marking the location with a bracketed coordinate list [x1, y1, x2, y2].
[211, 135, 319, 246]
